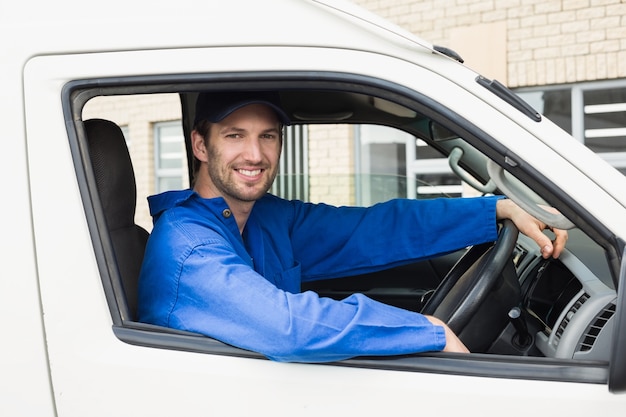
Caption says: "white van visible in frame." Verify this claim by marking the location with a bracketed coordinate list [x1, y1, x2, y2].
[2, 0, 626, 415]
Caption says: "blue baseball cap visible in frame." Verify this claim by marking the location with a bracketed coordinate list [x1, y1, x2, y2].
[194, 91, 291, 125]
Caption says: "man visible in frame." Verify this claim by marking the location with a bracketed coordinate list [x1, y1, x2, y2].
[138, 91, 567, 362]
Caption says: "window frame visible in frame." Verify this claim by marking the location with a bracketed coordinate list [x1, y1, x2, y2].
[64, 71, 620, 387]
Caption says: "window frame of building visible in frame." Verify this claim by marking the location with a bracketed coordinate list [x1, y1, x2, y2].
[153, 120, 188, 194]
[271, 124, 309, 201]
[515, 79, 626, 175]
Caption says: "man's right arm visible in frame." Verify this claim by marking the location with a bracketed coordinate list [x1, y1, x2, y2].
[425, 315, 469, 353]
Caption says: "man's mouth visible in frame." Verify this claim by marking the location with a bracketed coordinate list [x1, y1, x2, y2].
[237, 168, 263, 178]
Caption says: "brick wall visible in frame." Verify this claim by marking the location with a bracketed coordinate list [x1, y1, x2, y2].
[352, 0, 626, 87]
[308, 124, 355, 205]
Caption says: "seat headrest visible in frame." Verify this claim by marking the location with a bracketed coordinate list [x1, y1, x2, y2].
[84, 118, 137, 231]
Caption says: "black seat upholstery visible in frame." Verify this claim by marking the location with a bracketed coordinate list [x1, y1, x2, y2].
[85, 118, 149, 321]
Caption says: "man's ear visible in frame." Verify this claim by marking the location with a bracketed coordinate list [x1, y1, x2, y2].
[191, 130, 208, 163]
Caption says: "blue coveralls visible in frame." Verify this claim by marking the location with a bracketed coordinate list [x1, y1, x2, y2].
[138, 191, 500, 362]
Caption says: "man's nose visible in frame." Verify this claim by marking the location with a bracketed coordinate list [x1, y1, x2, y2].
[242, 137, 263, 161]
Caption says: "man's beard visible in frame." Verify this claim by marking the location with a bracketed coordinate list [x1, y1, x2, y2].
[206, 152, 277, 203]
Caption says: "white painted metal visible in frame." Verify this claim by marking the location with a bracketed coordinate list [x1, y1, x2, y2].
[3, 0, 626, 415]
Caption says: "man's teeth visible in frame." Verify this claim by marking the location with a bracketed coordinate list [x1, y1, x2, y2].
[238, 169, 261, 176]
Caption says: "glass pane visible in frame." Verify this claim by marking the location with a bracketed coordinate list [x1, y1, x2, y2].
[159, 154, 183, 170]
[358, 125, 411, 205]
[362, 173, 407, 201]
[584, 88, 626, 153]
[158, 176, 183, 192]
[416, 138, 445, 159]
[517, 89, 572, 134]
[416, 173, 462, 199]
[271, 125, 309, 201]
[157, 124, 185, 170]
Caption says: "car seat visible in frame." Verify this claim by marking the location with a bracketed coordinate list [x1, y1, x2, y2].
[84, 118, 149, 321]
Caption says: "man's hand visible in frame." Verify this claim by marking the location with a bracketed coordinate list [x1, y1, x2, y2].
[426, 315, 470, 353]
[496, 199, 568, 259]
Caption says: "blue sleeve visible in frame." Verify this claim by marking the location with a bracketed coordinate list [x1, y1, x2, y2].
[153, 238, 446, 362]
[289, 196, 501, 281]
[139, 195, 500, 363]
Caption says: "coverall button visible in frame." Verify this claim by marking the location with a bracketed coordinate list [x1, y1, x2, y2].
[222, 209, 232, 218]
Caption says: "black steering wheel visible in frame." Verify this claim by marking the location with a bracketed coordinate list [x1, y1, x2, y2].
[421, 219, 521, 352]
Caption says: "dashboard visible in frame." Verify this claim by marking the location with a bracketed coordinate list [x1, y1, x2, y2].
[514, 229, 616, 361]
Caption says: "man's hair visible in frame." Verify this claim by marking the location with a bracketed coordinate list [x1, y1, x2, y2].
[191, 119, 212, 183]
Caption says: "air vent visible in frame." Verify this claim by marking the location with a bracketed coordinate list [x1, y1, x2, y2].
[577, 303, 616, 352]
[554, 293, 589, 344]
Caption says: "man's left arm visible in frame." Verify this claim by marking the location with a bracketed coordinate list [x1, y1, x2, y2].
[291, 197, 502, 281]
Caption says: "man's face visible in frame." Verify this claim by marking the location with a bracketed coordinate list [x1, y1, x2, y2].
[197, 103, 282, 203]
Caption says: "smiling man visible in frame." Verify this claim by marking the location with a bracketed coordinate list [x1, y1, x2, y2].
[137, 91, 565, 362]
[191, 92, 285, 233]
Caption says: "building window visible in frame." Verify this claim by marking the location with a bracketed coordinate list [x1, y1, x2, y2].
[271, 125, 309, 201]
[516, 80, 626, 175]
[356, 125, 461, 206]
[154, 121, 188, 193]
